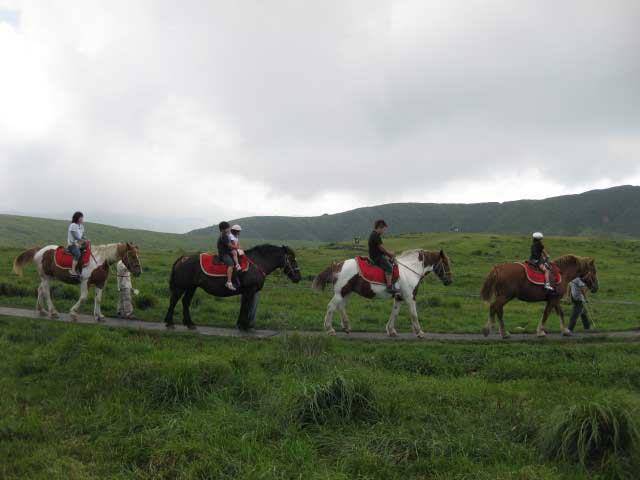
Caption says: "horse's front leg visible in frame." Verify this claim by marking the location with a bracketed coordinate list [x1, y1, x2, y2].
[93, 287, 105, 321]
[338, 295, 351, 334]
[537, 302, 554, 337]
[386, 298, 403, 337]
[407, 299, 425, 338]
[324, 294, 342, 336]
[69, 280, 89, 321]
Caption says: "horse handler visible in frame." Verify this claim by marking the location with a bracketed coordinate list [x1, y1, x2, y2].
[116, 260, 138, 319]
[567, 276, 591, 333]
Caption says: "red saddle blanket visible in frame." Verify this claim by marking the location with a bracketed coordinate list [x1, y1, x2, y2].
[54, 246, 92, 269]
[356, 256, 400, 285]
[519, 262, 561, 285]
[200, 254, 249, 276]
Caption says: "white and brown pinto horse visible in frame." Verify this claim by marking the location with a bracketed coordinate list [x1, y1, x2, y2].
[313, 249, 453, 337]
[13, 243, 141, 321]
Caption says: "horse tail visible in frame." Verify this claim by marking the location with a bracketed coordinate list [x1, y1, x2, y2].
[12, 246, 40, 276]
[312, 262, 342, 291]
[169, 256, 182, 290]
[480, 267, 499, 302]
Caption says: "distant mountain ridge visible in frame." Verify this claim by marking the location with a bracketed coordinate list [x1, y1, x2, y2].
[189, 185, 640, 241]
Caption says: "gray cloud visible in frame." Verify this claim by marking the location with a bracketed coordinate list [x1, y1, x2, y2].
[0, 0, 639, 232]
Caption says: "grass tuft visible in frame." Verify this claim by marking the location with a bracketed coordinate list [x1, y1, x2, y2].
[538, 396, 640, 470]
[291, 374, 379, 426]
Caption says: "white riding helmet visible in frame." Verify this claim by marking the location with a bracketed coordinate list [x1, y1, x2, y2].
[532, 232, 544, 239]
[231, 224, 242, 232]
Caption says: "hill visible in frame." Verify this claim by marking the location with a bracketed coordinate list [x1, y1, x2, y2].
[189, 185, 640, 241]
[0, 214, 212, 250]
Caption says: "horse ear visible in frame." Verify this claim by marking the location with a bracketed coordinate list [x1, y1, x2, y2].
[418, 251, 424, 261]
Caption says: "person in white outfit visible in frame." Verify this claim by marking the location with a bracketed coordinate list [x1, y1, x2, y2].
[116, 260, 137, 318]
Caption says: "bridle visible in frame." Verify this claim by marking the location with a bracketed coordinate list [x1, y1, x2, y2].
[120, 246, 142, 274]
[283, 252, 300, 277]
[434, 257, 452, 280]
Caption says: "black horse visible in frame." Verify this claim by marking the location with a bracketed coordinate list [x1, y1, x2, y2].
[164, 244, 301, 330]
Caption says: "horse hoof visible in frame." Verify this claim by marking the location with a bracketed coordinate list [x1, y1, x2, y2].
[186, 324, 197, 331]
[482, 327, 490, 337]
[38, 310, 47, 317]
[327, 329, 336, 337]
[501, 332, 511, 339]
[50, 312, 60, 319]
[416, 330, 425, 339]
[342, 328, 351, 334]
[387, 329, 398, 337]
[95, 316, 105, 322]
[536, 331, 546, 338]
[166, 323, 175, 330]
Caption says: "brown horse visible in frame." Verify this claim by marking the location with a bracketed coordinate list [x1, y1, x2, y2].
[480, 255, 599, 338]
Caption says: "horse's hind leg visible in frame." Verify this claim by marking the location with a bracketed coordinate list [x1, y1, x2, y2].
[181, 287, 197, 330]
[42, 279, 59, 318]
[93, 287, 105, 321]
[496, 301, 510, 339]
[36, 283, 47, 316]
[537, 302, 554, 337]
[324, 294, 342, 336]
[386, 298, 403, 337]
[482, 303, 496, 337]
[69, 280, 89, 321]
[338, 295, 351, 334]
[164, 289, 184, 329]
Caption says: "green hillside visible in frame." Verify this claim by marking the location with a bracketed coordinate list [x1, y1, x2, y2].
[0, 214, 212, 250]
[190, 185, 640, 241]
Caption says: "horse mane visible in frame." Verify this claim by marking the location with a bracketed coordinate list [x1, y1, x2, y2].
[247, 244, 294, 256]
[554, 254, 590, 272]
[398, 249, 422, 259]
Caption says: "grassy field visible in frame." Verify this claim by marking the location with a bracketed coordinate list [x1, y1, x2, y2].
[2, 233, 640, 478]
[1, 316, 640, 479]
[1, 233, 639, 334]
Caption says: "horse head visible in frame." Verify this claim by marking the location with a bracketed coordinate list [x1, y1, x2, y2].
[433, 250, 453, 286]
[122, 242, 142, 277]
[580, 257, 599, 293]
[281, 245, 302, 283]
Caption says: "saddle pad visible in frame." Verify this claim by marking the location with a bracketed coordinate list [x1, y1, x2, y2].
[54, 246, 91, 269]
[200, 254, 249, 276]
[355, 256, 399, 285]
[519, 262, 561, 285]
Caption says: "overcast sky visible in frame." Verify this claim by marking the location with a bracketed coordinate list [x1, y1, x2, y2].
[1, 0, 639, 233]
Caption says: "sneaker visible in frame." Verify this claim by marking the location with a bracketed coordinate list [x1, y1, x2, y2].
[544, 283, 554, 291]
[385, 285, 398, 294]
[234, 264, 242, 271]
[69, 270, 80, 277]
[225, 282, 237, 291]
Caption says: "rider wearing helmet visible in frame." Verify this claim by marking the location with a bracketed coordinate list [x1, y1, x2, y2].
[530, 232, 554, 291]
[217, 221, 237, 291]
[229, 224, 244, 272]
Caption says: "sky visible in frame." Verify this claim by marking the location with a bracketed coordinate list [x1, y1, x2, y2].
[0, 0, 639, 233]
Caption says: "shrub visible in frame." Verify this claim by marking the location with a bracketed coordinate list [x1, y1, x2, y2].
[0, 282, 30, 297]
[427, 296, 442, 307]
[538, 397, 640, 470]
[471, 250, 483, 256]
[134, 293, 157, 310]
[291, 375, 379, 426]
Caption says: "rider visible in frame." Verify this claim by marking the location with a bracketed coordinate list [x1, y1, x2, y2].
[368, 219, 397, 294]
[529, 232, 554, 291]
[229, 224, 244, 271]
[67, 211, 90, 277]
[217, 221, 237, 291]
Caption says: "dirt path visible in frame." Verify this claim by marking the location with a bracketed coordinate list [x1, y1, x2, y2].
[1, 306, 639, 342]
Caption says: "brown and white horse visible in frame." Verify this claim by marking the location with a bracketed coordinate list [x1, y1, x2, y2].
[13, 243, 141, 321]
[313, 249, 453, 337]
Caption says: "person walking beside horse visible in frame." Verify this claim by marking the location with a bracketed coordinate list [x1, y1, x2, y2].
[567, 276, 591, 333]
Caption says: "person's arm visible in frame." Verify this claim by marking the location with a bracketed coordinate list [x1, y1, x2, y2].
[70, 225, 82, 241]
[378, 244, 394, 258]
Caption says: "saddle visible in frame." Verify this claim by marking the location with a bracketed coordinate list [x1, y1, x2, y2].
[199, 253, 249, 277]
[519, 262, 561, 286]
[55, 246, 91, 270]
[355, 256, 399, 285]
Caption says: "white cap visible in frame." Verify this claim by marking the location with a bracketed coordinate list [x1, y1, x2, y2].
[532, 232, 544, 239]
[231, 224, 242, 231]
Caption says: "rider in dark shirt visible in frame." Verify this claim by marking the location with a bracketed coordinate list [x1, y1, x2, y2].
[217, 221, 236, 291]
[368, 219, 397, 294]
[529, 232, 554, 291]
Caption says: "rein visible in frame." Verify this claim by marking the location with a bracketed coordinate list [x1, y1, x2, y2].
[246, 256, 267, 277]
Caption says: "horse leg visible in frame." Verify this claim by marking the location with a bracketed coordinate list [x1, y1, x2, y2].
[36, 283, 47, 316]
[482, 302, 496, 337]
[69, 280, 89, 321]
[181, 287, 197, 330]
[554, 301, 571, 336]
[407, 299, 425, 339]
[238, 289, 258, 331]
[338, 295, 351, 334]
[386, 298, 403, 337]
[537, 302, 554, 337]
[496, 301, 510, 339]
[41, 279, 59, 318]
[93, 287, 105, 321]
[164, 289, 184, 329]
[324, 293, 342, 336]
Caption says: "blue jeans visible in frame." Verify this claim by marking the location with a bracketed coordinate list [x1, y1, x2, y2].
[68, 244, 81, 261]
[568, 300, 590, 331]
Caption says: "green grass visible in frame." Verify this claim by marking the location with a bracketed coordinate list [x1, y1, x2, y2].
[2, 317, 640, 479]
[1, 232, 639, 334]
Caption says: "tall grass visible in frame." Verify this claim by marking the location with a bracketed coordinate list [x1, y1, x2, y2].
[538, 396, 640, 471]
